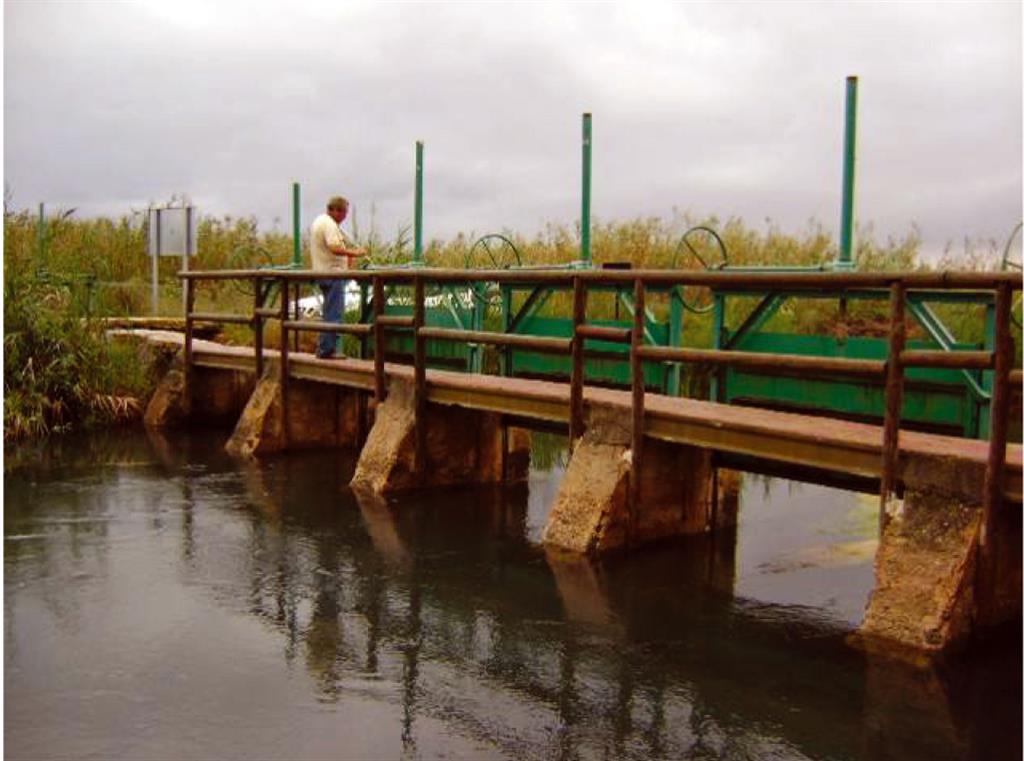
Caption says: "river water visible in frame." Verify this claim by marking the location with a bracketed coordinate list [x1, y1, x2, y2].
[4, 428, 1020, 760]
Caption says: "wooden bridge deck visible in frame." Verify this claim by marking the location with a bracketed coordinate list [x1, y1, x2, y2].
[136, 332, 1021, 503]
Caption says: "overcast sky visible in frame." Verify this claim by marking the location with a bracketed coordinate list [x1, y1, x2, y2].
[4, 1, 1022, 262]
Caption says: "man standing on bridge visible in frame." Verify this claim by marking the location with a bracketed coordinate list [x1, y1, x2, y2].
[311, 196, 366, 359]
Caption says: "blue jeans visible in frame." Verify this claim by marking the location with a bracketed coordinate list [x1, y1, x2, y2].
[318, 279, 344, 356]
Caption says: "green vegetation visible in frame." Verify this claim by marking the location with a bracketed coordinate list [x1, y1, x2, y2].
[3, 203, 1019, 442]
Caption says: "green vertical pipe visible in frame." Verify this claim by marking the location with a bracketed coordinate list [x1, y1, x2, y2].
[414, 141, 424, 264]
[292, 182, 301, 267]
[838, 76, 858, 269]
[580, 113, 592, 265]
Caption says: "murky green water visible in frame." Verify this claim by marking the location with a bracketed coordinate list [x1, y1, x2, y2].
[4, 429, 1020, 760]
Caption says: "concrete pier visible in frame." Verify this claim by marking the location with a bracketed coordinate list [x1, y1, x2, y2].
[225, 361, 362, 458]
[351, 378, 530, 494]
[131, 333, 1021, 656]
[858, 451, 1021, 654]
[542, 404, 739, 554]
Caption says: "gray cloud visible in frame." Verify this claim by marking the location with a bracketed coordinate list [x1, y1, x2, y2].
[5, 1, 1021, 261]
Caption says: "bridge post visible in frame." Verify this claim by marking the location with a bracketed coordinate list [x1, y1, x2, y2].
[858, 450, 1021, 654]
[225, 359, 364, 458]
[350, 377, 530, 494]
[542, 403, 738, 554]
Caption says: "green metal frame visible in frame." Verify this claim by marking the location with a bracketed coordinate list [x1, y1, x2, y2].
[359, 77, 1000, 439]
[711, 288, 997, 438]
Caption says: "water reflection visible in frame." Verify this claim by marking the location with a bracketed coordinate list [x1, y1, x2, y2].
[4, 429, 1020, 761]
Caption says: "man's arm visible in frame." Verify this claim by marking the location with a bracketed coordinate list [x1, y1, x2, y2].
[328, 243, 367, 258]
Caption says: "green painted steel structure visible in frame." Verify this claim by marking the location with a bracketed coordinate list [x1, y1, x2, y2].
[837, 76, 858, 270]
[281, 77, 1007, 441]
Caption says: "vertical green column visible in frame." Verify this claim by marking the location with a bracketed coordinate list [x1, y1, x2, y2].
[837, 76, 858, 270]
[580, 113, 592, 266]
[292, 182, 301, 267]
[414, 140, 424, 265]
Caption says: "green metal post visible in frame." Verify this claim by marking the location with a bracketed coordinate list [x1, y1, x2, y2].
[580, 113, 592, 266]
[837, 76, 858, 270]
[414, 141, 424, 264]
[292, 182, 301, 267]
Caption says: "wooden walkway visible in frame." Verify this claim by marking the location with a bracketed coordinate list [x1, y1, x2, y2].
[131, 331, 1022, 504]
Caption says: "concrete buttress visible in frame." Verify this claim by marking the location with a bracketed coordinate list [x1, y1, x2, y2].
[225, 361, 362, 457]
[858, 451, 1021, 653]
[542, 404, 733, 554]
[350, 378, 530, 494]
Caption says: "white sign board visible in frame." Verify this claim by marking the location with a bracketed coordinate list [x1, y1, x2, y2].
[148, 206, 197, 257]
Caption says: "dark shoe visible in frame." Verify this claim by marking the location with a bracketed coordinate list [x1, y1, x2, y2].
[315, 350, 335, 359]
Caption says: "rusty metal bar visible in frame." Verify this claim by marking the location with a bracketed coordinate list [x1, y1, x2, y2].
[879, 281, 907, 529]
[375, 315, 415, 328]
[187, 312, 253, 325]
[180, 268, 1023, 290]
[184, 277, 195, 415]
[569, 276, 587, 446]
[292, 281, 300, 352]
[637, 346, 886, 377]
[629, 278, 646, 548]
[899, 349, 994, 370]
[279, 279, 290, 445]
[418, 327, 571, 354]
[576, 324, 632, 343]
[254, 307, 279, 318]
[373, 277, 386, 403]
[414, 278, 427, 479]
[981, 284, 1014, 552]
[253, 280, 265, 379]
[282, 320, 371, 336]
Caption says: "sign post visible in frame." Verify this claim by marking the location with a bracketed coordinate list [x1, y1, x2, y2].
[148, 203, 197, 315]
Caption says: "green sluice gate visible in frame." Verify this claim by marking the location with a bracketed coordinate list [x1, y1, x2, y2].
[720, 332, 988, 438]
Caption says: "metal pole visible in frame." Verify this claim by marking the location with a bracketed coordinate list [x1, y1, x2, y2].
[292, 182, 301, 267]
[580, 113, 592, 266]
[373, 277, 386, 402]
[629, 279, 646, 548]
[413, 277, 427, 479]
[569, 276, 587, 445]
[880, 280, 906, 528]
[184, 277, 195, 415]
[414, 141, 424, 265]
[837, 76, 858, 270]
[279, 279, 290, 445]
[181, 205, 191, 316]
[37, 202, 45, 269]
[152, 209, 160, 316]
[254, 278, 264, 379]
[981, 284, 1013, 551]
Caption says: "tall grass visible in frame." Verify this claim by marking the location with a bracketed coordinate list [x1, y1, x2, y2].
[4, 204, 1019, 441]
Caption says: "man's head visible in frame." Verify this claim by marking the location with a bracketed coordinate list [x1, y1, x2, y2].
[327, 196, 349, 223]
